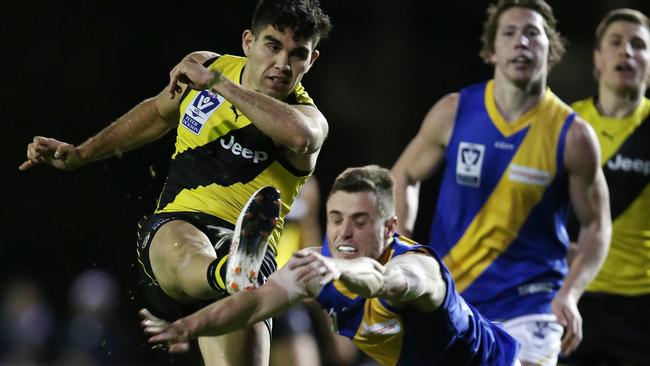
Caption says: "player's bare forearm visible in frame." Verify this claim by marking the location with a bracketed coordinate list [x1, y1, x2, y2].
[77, 96, 177, 165]
[563, 217, 610, 298]
[184, 278, 299, 338]
[563, 119, 612, 298]
[562, 170, 611, 299]
[212, 77, 327, 154]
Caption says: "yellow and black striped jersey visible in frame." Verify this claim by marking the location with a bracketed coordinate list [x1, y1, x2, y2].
[572, 97, 650, 295]
[155, 54, 315, 253]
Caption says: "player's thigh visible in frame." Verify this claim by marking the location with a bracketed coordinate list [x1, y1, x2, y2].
[503, 314, 563, 366]
[198, 322, 270, 366]
[149, 220, 216, 296]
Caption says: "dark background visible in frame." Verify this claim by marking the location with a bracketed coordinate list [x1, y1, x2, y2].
[3, 0, 649, 364]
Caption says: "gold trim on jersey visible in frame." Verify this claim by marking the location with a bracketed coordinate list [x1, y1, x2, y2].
[332, 280, 359, 300]
[485, 80, 556, 137]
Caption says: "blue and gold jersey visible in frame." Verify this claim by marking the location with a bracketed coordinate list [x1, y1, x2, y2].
[155, 55, 315, 253]
[430, 80, 575, 321]
[316, 235, 520, 366]
[572, 97, 650, 296]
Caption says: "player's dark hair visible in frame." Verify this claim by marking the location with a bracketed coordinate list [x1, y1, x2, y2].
[251, 0, 332, 46]
[330, 165, 395, 220]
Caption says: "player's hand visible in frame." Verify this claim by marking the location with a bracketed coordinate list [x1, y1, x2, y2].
[167, 56, 222, 99]
[378, 264, 408, 301]
[139, 308, 191, 353]
[291, 250, 385, 298]
[337, 257, 385, 298]
[290, 249, 341, 286]
[552, 291, 582, 356]
[19, 136, 82, 171]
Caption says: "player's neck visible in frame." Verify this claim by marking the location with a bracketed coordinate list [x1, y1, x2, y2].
[492, 76, 546, 123]
[596, 83, 645, 119]
[241, 66, 256, 92]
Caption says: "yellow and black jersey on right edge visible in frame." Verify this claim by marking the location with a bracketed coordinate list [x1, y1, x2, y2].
[572, 97, 650, 296]
[155, 54, 315, 253]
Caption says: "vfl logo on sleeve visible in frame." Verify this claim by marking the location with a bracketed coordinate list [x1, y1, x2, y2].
[456, 142, 485, 187]
[182, 90, 225, 135]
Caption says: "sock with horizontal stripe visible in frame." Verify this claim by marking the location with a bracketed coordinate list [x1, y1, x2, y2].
[207, 255, 229, 293]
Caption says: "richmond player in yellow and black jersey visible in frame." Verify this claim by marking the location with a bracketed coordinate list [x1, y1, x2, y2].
[20, 1, 332, 364]
[156, 54, 317, 255]
[562, 9, 650, 366]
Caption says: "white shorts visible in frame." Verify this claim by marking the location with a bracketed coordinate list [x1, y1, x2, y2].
[502, 314, 563, 366]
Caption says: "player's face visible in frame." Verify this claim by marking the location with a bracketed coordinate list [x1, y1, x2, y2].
[242, 25, 320, 100]
[326, 191, 390, 261]
[595, 20, 650, 94]
[491, 7, 550, 87]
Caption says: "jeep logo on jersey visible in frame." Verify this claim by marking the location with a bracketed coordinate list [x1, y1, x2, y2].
[607, 154, 650, 176]
[182, 90, 225, 135]
[456, 142, 485, 187]
[220, 135, 268, 163]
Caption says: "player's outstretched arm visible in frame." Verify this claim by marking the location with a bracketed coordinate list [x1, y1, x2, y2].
[290, 249, 447, 313]
[141, 258, 319, 352]
[391, 94, 458, 235]
[141, 281, 291, 349]
[555, 117, 612, 356]
[16, 52, 222, 172]
[18, 51, 220, 172]
[290, 250, 385, 298]
[380, 253, 446, 312]
[19, 94, 179, 172]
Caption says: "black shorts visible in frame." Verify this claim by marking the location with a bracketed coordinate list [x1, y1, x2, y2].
[136, 211, 277, 333]
[559, 292, 650, 366]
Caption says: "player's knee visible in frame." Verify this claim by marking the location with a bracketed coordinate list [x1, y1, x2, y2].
[151, 221, 214, 264]
[148, 221, 216, 298]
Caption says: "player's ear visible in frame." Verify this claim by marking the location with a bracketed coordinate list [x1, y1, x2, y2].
[242, 29, 256, 56]
[308, 50, 320, 69]
[384, 216, 397, 240]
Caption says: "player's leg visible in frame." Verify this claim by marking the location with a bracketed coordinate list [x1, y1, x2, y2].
[227, 186, 281, 292]
[149, 219, 222, 300]
[198, 322, 271, 366]
[148, 186, 281, 301]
